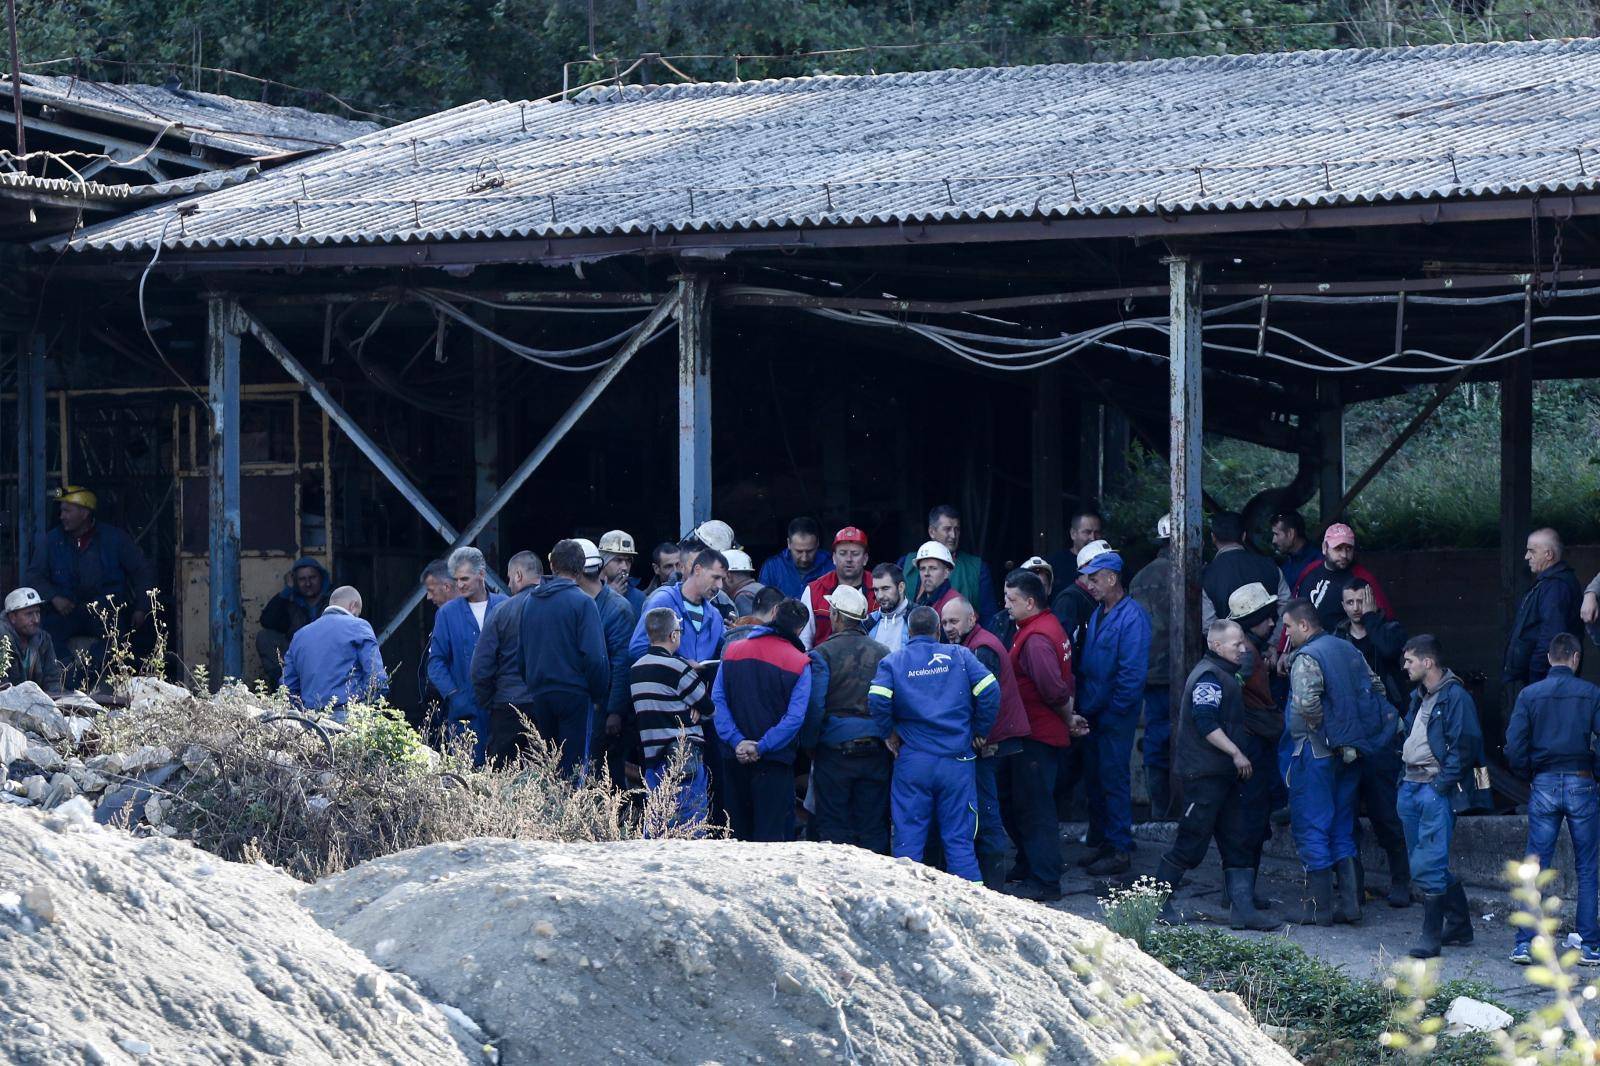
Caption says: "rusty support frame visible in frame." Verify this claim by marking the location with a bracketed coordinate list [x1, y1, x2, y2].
[206, 297, 243, 682]
[1331, 367, 1469, 520]
[677, 272, 713, 535]
[1167, 256, 1204, 727]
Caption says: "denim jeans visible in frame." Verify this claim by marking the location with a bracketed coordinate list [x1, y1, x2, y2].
[1287, 747, 1360, 872]
[1517, 771, 1600, 948]
[643, 751, 710, 836]
[1003, 737, 1064, 890]
[1397, 778, 1457, 895]
[1086, 704, 1138, 853]
[974, 748, 1014, 873]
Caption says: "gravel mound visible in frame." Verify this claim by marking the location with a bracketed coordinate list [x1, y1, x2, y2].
[0, 801, 475, 1065]
[304, 838, 1299, 1065]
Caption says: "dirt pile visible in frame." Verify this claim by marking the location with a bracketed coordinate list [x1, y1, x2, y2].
[304, 838, 1300, 1065]
[0, 800, 477, 1064]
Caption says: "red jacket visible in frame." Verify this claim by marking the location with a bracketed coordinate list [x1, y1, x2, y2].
[963, 623, 1029, 744]
[806, 572, 877, 646]
[1008, 609, 1076, 748]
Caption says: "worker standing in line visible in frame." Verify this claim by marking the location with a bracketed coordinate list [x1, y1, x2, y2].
[426, 546, 506, 765]
[575, 537, 638, 787]
[598, 530, 645, 614]
[801, 527, 875, 648]
[0, 587, 64, 695]
[515, 540, 611, 777]
[869, 606, 999, 882]
[470, 551, 543, 765]
[1076, 546, 1152, 876]
[283, 586, 388, 722]
[801, 584, 893, 853]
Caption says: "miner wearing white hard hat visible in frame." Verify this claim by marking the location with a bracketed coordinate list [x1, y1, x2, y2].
[0, 587, 63, 695]
[1126, 514, 1175, 818]
[723, 549, 768, 618]
[597, 530, 645, 613]
[24, 484, 158, 683]
[896, 504, 996, 621]
[912, 540, 959, 614]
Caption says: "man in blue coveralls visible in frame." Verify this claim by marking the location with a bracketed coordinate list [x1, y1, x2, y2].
[868, 605, 999, 881]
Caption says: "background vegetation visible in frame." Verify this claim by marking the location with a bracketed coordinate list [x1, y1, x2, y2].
[16, 0, 1600, 121]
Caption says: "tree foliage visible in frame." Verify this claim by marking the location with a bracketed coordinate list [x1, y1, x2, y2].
[16, 0, 1600, 122]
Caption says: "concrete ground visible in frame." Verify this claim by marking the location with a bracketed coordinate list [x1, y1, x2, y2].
[1040, 820, 1561, 1020]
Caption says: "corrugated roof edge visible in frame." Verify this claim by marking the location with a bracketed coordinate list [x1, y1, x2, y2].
[568, 34, 1597, 104]
[55, 174, 1600, 255]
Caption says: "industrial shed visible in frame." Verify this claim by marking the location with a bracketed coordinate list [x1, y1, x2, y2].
[22, 37, 1600, 729]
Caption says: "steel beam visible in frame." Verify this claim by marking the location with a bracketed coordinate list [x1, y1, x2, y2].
[1031, 368, 1064, 553]
[16, 331, 44, 576]
[376, 293, 681, 645]
[1316, 379, 1345, 524]
[677, 272, 713, 535]
[472, 310, 500, 565]
[1077, 399, 1103, 512]
[1333, 368, 1468, 520]
[242, 308, 462, 545]
[206, 297, 243, 682]
[1167, 256, 1204, 730]
[1500, 353, 1533, 636]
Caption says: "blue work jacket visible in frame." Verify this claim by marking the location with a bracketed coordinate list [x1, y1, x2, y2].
[427, 593, 506, 721]
[867, 636, 998, 758]
[283, 606, 389, 712]
[1078, 595, 1151, 717]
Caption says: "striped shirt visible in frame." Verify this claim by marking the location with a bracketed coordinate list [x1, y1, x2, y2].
[629, 646, 710, 766]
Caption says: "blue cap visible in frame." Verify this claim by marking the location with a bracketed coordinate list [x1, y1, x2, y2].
[1079, 551, 1123, 576]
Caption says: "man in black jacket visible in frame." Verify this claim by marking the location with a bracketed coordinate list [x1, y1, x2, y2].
[1200, 512, 1288, 632]
[1504, 632, 1600, 965]
[1505, 528, 1584, 689]
[1335, 579, 1412, 908]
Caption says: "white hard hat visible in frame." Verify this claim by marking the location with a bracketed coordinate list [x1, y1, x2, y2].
[1076, 539, 1112, 569]
[4, 587, 41, 614]
[723, 548, 755, 574]
[692, 519, 736, 552]
[824, 584, 869, 620]
[915, 540, 955, 568]
[572, 538, 603, 570]
[598, 529, 636, 556]
[1228, 582, 1276, 622]
[1156, 513, 1172, 540]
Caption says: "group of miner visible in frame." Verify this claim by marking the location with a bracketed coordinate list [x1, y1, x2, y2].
[7, 486, 1600, 963]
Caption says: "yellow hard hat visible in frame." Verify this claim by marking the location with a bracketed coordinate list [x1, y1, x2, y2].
[52, 485, 97, 510]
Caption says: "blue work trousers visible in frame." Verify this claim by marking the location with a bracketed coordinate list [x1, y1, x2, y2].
[811, 744, 892, 854]
[1286, 746, 1360, 872]
[643, 751, 711, 836]
[892, 749, 980, 881]
[1085, 704, 1138, 853]
[1397, 778, 1457, 895]
[1517, 772, 1600, 948]
[1002, 737, 1064, 891]
[1141, 686, 1171, 774]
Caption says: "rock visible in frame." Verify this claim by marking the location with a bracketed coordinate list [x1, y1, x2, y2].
[1209, 990, 1252, 1023]
[0, 804, 472, 1064]
[0, 721, 27, 765]
[24, 743, 63, 773]
[53, 690, 100, 715]
[120, 745, 174, 776]
[0, 684, 69, 741]
[1444, 996, 1514, 1034]
[67, 763, 109, 794]
[94, 763, 181, 827]
[125, 677, 192, 714]
[64, 717, 95, 744]
[304, 839, 1297, 1066]
[43, 773, 79, 809]
[22, 774, 46, 802]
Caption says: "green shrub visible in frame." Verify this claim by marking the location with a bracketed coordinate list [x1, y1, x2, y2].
[1098, 876, 1170, 950]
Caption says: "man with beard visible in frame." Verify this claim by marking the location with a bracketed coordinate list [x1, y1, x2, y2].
[899, 505, 996, 620]
[1293, 523, 1392, 633]
[801, 527, 875, 649]
[868, 563, 911, 653]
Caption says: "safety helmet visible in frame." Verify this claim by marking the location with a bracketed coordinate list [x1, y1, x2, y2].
[723, 549, 756, 574]
[598, 529, 636, 556]
[52, 485, 97, 511]
[692, 520, 736, 552]
[4, 587, 42, 614]
[914, 541, 955, 568]
[1156, 513, 1172, 540]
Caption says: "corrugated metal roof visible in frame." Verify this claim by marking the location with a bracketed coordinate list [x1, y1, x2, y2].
[61, 37, 1600, 254]
[0, 164, 257, 202]
[19, 73, 378, 157]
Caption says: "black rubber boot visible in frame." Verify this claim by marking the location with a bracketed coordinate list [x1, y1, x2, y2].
[1409, 892, 1447, 958]
[1441, 881, 1474, 946]
[1384, 844, 1413, 907]
[1334, 857, 1363, 925]
[1302, 868, 1336, 926]
[1219, 864, 1272, 909]
[1154, 858, 1187, 924]
[1226, 868, 1283, 931]
[979, 851, 1008, 891]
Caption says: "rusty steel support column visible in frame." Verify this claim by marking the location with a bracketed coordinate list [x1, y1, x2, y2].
[1167, 256, 1204, 747]
[472, 310, 500, 567]
[677, 271, 713, 536]
[1031, 368, 1064, 553]
[207, 297, 243, 683]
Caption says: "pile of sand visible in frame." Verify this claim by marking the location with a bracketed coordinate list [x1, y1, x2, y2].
[305, 838, 1299, 1065]
[0, 801, 476, 1064]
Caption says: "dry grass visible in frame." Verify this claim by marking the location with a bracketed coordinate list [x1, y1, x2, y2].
[100, 680, 716, 881]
